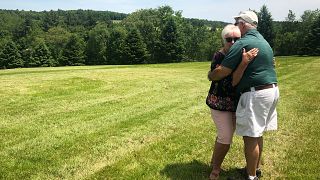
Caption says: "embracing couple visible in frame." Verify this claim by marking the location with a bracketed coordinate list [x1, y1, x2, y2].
[206, 10, 279, 180]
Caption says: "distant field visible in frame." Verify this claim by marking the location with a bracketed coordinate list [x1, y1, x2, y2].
[1, 57, 319, 179]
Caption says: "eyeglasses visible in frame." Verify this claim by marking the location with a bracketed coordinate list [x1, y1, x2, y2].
[225, 37, 240, 43]
[234, 20, 245, 26]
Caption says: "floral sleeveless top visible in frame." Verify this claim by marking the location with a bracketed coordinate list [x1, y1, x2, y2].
[206, 51, 236, 112]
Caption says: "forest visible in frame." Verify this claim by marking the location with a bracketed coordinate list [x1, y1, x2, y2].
[0, 5, 319, 69]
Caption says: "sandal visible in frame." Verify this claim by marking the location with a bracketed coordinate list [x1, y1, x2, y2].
[209, 169, 220, 180]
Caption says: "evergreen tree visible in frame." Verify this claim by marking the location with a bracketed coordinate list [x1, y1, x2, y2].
[158, 17, 185, 63]
[298, 9, 320, 55]
[139, 22, 158, 63]
[257, 5, 274, 48]
[286, 10, 296, 22]
[21, 48, 33, 67]
[282, 10, 299, 33]
[121, 9, 159, 63]
[274, 10, 300, 55]
[43, 10, 60, 31]
[124, 27, 149, 64]
[86, 23, 110, 65]
[106, 26, 127, 64]
[305, 15, 320, 55]
[61, 34, 86, 66]
[32, 40, 54, 67]
[0, 40, 23, 69]
[6, 6, 320, 64]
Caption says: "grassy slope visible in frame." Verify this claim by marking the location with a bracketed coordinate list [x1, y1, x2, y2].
[0, 57, 319, 179]
[274, 57, 320, 179]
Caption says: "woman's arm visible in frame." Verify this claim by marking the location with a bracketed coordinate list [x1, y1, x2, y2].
[208, 65, 232, 81]
[232, 48, 259, 86]
[208, 51, 226, 81]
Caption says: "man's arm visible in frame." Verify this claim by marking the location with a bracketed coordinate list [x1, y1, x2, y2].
[232, 48, 259, 86]
[231, 61, 248, 86]
[208, 65, 232, 81]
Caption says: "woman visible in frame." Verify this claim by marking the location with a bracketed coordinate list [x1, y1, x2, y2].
[206, 24, 258, 180]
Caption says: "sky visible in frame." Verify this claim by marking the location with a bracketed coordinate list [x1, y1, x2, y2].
[1, 0, 319, 23]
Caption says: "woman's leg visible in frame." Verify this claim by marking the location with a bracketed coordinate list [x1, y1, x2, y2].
[209, 109, 235, 179]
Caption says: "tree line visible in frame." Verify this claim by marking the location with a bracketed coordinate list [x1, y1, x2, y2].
[0, 5, 319, 69]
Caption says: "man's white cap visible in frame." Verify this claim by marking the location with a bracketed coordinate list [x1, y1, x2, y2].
[233, 11, 258, 25]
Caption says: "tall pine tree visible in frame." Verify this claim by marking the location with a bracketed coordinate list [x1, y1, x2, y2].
[157, 17, 185, 63]
[124, 27, 149, 64]
[0, 40, 24, 69]
[305, 15, 320, 55]
[86, 23, 110, 65]
[32, 40, 54, 67]
[106, 26, 127, 65]
[61, 34, 86, 66]
[257, 5, 274, 48]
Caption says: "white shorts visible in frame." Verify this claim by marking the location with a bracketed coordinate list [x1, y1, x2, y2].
[235, 85, 280, 137]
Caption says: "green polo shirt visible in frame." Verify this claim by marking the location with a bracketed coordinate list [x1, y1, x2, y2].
[221, 29, 277, 94]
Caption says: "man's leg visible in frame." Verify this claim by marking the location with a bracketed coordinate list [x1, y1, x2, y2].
[243, 136, 259, 176]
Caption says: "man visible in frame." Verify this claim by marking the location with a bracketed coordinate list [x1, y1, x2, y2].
[208, 11, 279, 180]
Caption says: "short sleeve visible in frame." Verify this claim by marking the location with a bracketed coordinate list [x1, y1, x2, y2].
[211, 52, 224, 71]
[221, 42, 243, 70]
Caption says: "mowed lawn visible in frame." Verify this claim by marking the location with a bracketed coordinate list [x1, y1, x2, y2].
[0, 57, 319, 179]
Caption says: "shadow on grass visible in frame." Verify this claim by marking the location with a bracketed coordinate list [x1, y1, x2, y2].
[160, 160, 210, 180]
[160, 159, 243, 180]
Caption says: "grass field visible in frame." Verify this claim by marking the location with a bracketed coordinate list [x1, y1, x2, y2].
[1, 57, 319, 179]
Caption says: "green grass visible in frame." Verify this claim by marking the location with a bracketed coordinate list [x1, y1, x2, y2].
[0, 57, 319, 179]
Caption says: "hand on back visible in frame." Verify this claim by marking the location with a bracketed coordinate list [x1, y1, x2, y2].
[242, 48, 259, 65]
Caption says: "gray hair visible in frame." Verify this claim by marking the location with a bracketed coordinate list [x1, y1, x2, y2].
[221, 24, 240, 44]
[236, 18, 257, 28]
